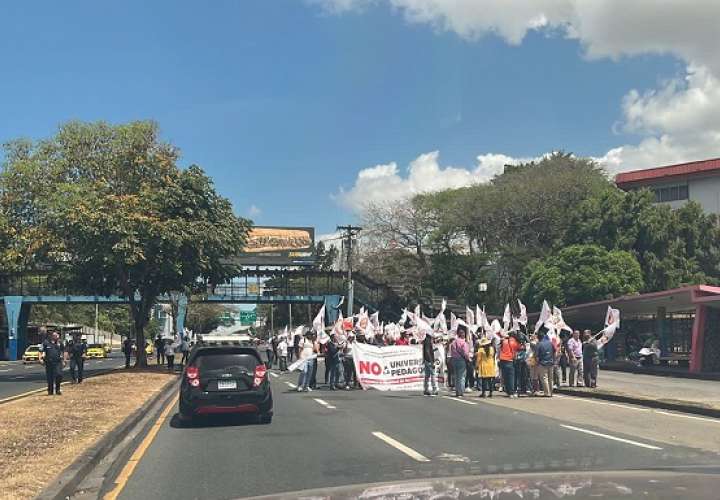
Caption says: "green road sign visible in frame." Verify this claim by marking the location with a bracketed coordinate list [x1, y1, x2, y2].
[240, 310, 257, 325]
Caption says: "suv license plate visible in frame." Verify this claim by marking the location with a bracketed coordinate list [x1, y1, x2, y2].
[217, 380, 237, 390]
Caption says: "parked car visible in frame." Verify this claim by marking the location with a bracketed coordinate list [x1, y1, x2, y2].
[22, 344, 42, 364]
[86, 343, 107, 358]
[179, 336, 272, 424]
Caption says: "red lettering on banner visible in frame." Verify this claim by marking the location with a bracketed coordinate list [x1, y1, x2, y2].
[358, 361, 383, 375]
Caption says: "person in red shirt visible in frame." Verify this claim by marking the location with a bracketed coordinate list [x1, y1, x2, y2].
[498, 333, 520, 397]
[395, 332, 409, 346]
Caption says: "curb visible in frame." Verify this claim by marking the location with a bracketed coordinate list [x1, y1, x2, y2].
[556, 387, 720, 419]
[602, 365, 720, 382]
[0, 365, 125, 406]
[37, 375, 179, 500]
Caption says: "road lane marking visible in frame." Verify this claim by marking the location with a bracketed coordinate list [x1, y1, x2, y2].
[269, 372, 279, 378]
[654, 410, 720, 423]
[442, 395, 477, 405]
[24, 366, 35, 370]
[104, 396, 177, 500]
[560, 424, 662, 450]
[13, 376, 25, 380]
[313, 398, 337, 409]
[567, 397, 648, 411]
[371, 431, 430, 462]
[285, 381, 297, 389]
[0, 369, 10, 372]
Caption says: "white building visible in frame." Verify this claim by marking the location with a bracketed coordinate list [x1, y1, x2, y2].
[616, 157, 720, 213]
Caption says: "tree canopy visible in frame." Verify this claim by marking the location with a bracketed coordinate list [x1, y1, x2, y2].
[1, 121, 251, 365]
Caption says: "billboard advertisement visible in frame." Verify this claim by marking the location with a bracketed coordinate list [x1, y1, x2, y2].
[236, 226, 315, 266]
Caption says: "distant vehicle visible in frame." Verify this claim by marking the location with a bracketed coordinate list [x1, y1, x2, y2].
[86, 344, 107, 358]
[179, 336, 272, 424]
[22, 344, 42, 364]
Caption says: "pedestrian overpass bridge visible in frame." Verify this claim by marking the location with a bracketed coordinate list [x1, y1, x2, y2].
[1, 269, 395, 360]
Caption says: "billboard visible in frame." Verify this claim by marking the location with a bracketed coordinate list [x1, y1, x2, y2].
[236, 226, 316, 266]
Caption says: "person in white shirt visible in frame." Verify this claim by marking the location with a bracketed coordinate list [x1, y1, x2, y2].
[297, 333, 317, 392]
[278, 338, 288, 372]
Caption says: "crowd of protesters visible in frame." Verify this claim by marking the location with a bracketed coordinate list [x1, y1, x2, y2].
[266, 322, 601, 397]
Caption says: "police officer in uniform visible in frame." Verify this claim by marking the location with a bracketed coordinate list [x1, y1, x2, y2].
[67, 333, 87, 383]
[123, 337, 134, 369]
[40, 331, 66, 395]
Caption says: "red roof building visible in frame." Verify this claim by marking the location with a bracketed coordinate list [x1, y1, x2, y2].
[615, 157, 720, 213]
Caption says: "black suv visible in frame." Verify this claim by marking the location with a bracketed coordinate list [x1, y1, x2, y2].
[179, 339, 273, 424]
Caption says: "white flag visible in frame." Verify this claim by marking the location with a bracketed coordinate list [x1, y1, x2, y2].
[518, 299, 528, 326]
[449, 311, 458, 332]
[440, 298, 447, 315]
[370, 311, 380, 328]
[535, 300, 551, 333]
[502, 304, 511, 331]
[465, 306, 475, 326]
[549, 306, 573, 334]
[433, 309, 447, 333]
[414, 304, 421, 324]
[598, 307, 621, 348]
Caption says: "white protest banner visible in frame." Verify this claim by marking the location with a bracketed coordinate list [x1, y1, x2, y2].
[352, 342, 445, 391]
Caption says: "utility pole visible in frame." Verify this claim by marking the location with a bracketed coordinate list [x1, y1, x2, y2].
[336, 224, 362, 317]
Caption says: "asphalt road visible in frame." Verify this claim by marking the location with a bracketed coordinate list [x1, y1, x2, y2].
[111, 368, 720, 500]
[0, 352, 128, 400]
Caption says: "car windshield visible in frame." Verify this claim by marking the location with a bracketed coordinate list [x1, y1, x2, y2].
[2, 2, 720, 500]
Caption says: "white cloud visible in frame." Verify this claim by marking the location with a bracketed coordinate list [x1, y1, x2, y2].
[319, 0, 720, 196]
[248, 204, 262, 217]
[335, 151, 533, 212]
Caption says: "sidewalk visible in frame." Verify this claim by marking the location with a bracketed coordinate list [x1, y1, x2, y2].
[558, 369, 720, 418]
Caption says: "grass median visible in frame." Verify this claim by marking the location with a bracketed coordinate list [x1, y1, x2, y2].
[0, 369, 176, 500]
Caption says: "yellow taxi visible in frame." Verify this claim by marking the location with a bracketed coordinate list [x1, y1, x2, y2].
[22, 344, 42, 364]
[86, 343, 107, 358]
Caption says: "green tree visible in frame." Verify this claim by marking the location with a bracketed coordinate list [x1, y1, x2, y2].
[565, 189, 718, 291]
[185, 303, 226, 335]
[521, 244, 644, 308]
[1, 121, 251, 366]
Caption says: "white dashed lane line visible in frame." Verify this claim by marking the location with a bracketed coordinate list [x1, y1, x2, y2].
[442, 395, 478, 405]
[285, 381, 297, 389]
[312, 398, 337, 410]
[371, 431, 431, 462]
[561, 424, 663, 450]
[269, 372, 279, 378]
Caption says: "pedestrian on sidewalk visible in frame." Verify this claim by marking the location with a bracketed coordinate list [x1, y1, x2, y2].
[498, 332, 520, 397]
[40, 331, 66, 396]
[123, 337, 133, 369]
[66, 333, 86, 384]
[476, 337, 496, 398]
[449, 326, 471, 397]
[278, 337, 288, 372]
[422, 330, 438, 396]
[165, 340, 175, 371]
[582, 330, 599, 388]
[568, 330, 584, 387]
[154, 335, 165, 365]
[536, 330, 556, 397]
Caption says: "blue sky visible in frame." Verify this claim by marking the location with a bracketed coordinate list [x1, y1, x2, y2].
[1, 1, 716, 236]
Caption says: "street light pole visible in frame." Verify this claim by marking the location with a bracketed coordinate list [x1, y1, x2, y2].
[337, 224, 362, 317]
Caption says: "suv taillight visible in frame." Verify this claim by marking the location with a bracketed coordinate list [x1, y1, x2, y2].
[253, 364, 267, 387]
[186, 366, 200, 387]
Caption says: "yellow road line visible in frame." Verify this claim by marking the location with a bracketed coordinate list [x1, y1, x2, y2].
[104, 395, 178, 500]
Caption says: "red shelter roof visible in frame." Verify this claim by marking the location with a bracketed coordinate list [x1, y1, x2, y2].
[615, 157, 720, 187]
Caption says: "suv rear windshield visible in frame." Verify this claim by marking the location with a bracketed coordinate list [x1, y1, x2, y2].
[194, 350, 259, 371]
